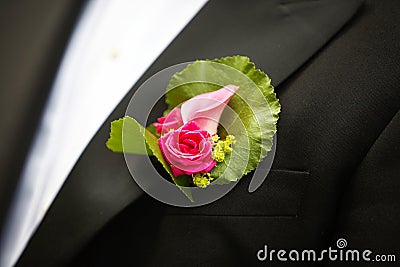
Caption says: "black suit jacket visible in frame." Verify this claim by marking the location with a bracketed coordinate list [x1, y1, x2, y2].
[1, 0, 399, 266]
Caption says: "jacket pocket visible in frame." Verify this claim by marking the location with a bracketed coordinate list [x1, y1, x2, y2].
[165, 169, 310, 217]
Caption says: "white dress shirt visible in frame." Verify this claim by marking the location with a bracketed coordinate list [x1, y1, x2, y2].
[0, 1, 207, 266]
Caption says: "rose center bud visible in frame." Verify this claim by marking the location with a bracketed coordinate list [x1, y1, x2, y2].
[179, 138, 199, 154]
[158, 121, 216, 177]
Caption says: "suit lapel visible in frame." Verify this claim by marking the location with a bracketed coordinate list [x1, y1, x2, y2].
[0, 0, 85, 249]
[16, 0, 363, 265]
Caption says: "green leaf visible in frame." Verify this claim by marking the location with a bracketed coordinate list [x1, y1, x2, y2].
[173, 174, 193, 187]
[165, 55, 281, 184]
[106, 117, 150, 155]
[106, 116, 193, 201]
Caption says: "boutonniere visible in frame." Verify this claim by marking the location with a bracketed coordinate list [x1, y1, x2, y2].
[106, 56, 280, 204]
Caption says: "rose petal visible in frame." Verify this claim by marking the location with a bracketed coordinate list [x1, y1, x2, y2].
[180, 84, 239, 134]
[153, 107, 183, 135]
[202, 160, 217, 173]
[172, 167, 185, 177]
[158, 121, 216, 176]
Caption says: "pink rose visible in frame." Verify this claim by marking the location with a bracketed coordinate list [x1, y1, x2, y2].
[153, 84, 239, 135]
[180, 84, 239, 134]
[153, 107, 183, 135]
[158, 121, 216, 177]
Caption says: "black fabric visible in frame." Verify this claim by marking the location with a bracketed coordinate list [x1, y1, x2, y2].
[68, 0, 399, 266]
[3, 0, 398, 266]
[15, 0, 364, 266]
[327, 112, 400, 267]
